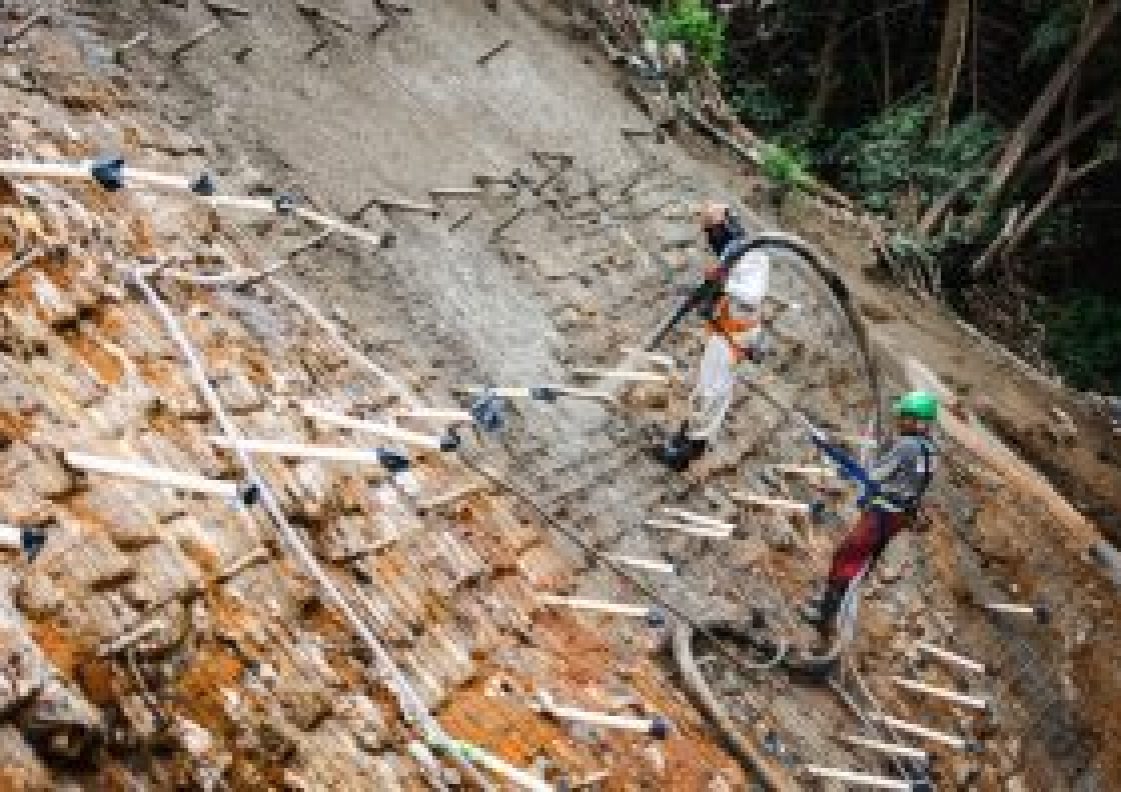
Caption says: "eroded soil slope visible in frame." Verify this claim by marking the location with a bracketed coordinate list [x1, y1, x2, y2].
[1, 1, 1120, 791]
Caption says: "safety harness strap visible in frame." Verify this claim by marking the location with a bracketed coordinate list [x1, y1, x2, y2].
[703, 296, 757, 363]
[813, 434, 936, 513]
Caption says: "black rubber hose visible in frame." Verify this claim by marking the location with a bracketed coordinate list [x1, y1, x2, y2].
[672, 619, 800, 792]
[647, 231, 886, 446]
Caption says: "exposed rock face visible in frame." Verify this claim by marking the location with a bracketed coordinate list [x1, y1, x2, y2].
[0, 3, 1119, 791]
[0, 594, 104, 768]
[0, 9, 748, 789]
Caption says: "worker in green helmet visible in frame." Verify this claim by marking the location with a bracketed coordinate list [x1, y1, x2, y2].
[800, 391, 940, 632]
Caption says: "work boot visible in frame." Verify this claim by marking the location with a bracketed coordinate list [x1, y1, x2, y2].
[653, 436, 707, 472]
[651, 422, 707, 472]
[799, 585, 844, 632]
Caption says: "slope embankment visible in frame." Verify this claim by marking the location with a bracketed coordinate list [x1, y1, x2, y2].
[1, 1, 1120, 790]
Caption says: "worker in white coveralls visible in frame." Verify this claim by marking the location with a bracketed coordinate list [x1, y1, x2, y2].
[656, 202, 770, 471]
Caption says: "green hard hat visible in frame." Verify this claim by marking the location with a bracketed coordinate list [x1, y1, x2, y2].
[893, 390, 939, 421]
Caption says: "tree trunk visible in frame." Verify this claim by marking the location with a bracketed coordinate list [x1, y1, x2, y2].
[876, 0, 892, 108]
[1026, 94, 1121, 172]
[931, 0, 971, 137]
[916, 145, 998, 236]
[970, 0, 979, 113]
[975, 76, 1111, 276]
[807, 1, 847, 126]
[966, 0, 1121, 228]
[996, 156, 1109, 266]
[973, 203, 1022, 275]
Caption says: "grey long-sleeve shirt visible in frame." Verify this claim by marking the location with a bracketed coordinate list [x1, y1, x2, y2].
[868, 433, 938, 512]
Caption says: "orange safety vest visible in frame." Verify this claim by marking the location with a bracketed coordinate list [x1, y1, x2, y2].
[704, 295, 758, 363]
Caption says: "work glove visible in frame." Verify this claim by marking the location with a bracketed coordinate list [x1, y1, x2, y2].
[737, 342, 764, 365]
[808, 425, 830, 446]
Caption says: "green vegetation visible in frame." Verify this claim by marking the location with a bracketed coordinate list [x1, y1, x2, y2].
[729, 80, 790, 128]
[1043, 293, 1121, 393]
[651, 0, 726, 66]
[758, 142, 812, 192]
[1022, 2, 1085, 67]
[831, 97, 1001, 218]
[714, 0, 1121, 391]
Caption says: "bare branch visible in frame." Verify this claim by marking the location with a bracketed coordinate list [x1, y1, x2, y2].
[976, 153, 1113, 274]
[1027, 95, 1121, 172]
[967, 0, 1121, 227]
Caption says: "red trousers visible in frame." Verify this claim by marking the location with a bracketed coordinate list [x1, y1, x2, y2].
[828, 510, 909, 588]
